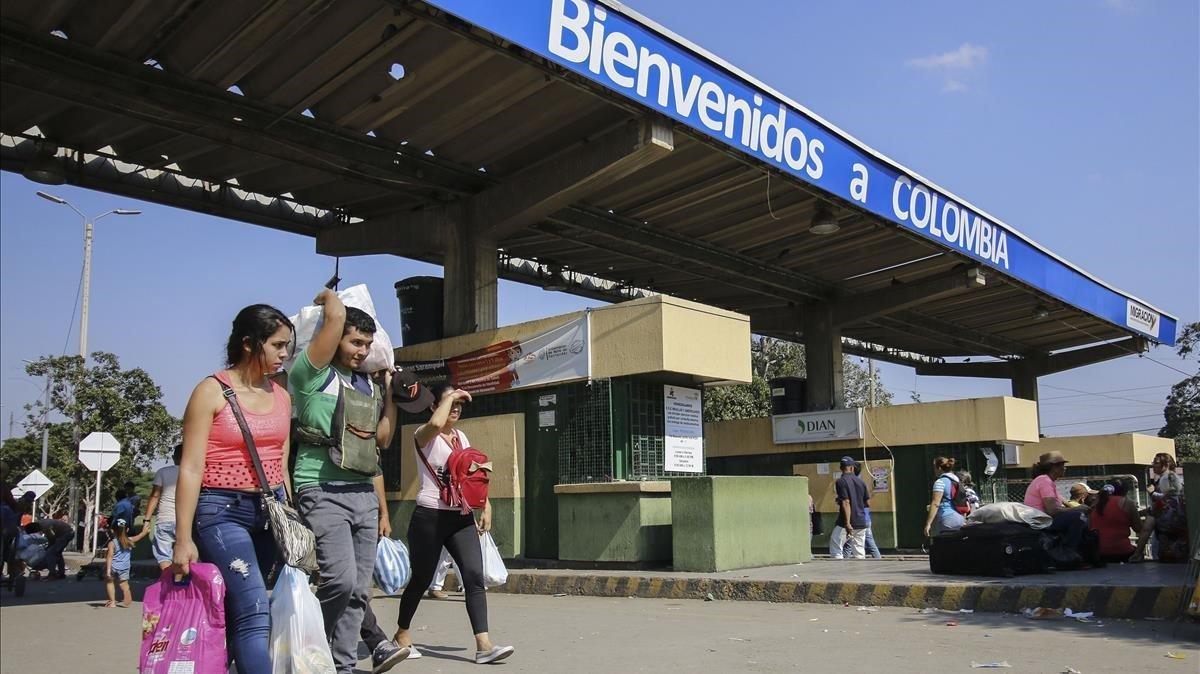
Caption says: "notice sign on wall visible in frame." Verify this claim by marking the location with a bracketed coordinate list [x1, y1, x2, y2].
[664, 385, 704, 473]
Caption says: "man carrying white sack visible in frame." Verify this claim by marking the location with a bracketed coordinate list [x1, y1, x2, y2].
[289, 287, 405, 674]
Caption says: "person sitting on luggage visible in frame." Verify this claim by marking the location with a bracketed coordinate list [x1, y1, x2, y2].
[1090, 482, 1143, 563]
[1065, 482, 1099, 509]
[922, 457, 969, 538]
[1023, 451, 1089, 562]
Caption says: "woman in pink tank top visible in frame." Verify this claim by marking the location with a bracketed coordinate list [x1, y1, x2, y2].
[172, 304, 293, 674]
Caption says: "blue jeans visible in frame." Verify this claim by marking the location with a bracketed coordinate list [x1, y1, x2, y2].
[194, 488, 280, 674]
[1048, 509, 1087, 551]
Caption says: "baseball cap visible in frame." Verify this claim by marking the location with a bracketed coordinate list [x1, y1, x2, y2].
[839, 456, 858, 468]
[392, 367, 435, 414]
[1069, 482, 1098, 499]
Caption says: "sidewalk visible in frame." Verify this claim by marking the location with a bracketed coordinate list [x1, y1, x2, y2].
[62, 552, 1194, 620]
[490, 559, 1194, 620]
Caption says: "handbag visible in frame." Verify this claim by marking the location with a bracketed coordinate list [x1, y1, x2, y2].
[213, 377, 318, 572]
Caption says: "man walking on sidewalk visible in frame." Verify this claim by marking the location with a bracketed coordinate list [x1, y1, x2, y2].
[829, 457, 870, 559]
[290, 288, 403, 674]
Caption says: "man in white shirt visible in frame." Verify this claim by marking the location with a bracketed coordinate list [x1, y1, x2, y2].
[145, 445, 182, 570]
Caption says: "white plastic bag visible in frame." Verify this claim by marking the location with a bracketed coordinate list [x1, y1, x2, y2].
[374, 537, 411, 596]
[270, 565, 335, 674]
[480, 533, 508, 588]
[286, 284, 395, 373]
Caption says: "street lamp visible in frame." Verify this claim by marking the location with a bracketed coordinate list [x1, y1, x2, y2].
[35, 191, 142, 360]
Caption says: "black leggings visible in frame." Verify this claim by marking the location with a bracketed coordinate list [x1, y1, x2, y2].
[397, 506, 488, 634]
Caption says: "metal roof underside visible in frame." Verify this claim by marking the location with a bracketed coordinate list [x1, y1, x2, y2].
[0, 0, 1159, 369]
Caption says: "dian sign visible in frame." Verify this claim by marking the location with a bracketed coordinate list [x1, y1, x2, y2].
[12, 469, 54, 499]
[78, 432, 121, 472]
[772, 408, 864, 444]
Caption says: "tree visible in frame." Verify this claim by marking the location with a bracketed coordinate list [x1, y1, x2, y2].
[2, 352, 179, 552]
[1160, 322, 1199, 463]
[704, 337, 892, 422]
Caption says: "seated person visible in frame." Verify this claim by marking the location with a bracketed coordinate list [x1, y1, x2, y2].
[1090, 482, 1142, 563]
[923, 456, 966, 538]
[1065, 482, 1098, 509]
[1023, 452, 1089, 565]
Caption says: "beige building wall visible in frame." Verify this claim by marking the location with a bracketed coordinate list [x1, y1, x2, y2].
[794, 459, 896, 513]
[393, 295, 751, 386]
[707, 397, 1040, 458]
[1033, 433, 1175, 467]
[391, 413, 525, 501]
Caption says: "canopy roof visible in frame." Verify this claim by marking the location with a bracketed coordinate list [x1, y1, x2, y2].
[0, 0, 1177, 369]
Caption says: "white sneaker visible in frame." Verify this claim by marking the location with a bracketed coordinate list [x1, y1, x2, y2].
[475, 645, 515, 664]
[406, 646, 422, 660]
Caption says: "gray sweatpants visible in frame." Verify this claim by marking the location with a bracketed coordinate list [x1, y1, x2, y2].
[298, 485, 379, 674]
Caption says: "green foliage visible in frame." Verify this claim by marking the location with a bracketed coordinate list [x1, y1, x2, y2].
[2, 352, 179, 518]
[1159, 322, 1199, 463]
[704, 337, 892, 422]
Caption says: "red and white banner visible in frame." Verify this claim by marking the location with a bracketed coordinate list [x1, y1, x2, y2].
[400, 315, 590, 394]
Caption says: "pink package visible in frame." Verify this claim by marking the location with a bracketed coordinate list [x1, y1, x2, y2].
[139, 563, 228, 674]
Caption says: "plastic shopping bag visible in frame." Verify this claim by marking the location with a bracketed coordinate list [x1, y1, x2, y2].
[270, 565, 335, 674]
[374, 537, 411, 596]
[286, 284, 395, 373]
[139, 563, 227, 674]
[480, 533, 508, 589]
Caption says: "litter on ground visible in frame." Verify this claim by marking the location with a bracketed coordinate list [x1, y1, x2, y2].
[971, 661, 1012, 669]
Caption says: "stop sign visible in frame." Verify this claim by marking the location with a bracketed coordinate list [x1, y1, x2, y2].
[78, 432, 121, 472]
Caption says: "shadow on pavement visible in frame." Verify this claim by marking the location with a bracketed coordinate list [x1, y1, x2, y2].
[895, 606, 1200, 646]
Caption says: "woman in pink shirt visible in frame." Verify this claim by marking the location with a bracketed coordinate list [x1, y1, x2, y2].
[1024, 451, 1089, 565]
[173, 304, 293, 674]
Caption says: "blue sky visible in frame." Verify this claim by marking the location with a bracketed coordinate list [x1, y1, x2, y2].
[1, 0, 1196, 443]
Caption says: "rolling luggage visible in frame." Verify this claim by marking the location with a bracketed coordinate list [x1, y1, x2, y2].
[929, 522, 1052, 577]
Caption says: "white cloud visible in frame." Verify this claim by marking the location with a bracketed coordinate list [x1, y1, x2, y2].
[908, 43, 989, 93]
[907, 43, 989, 70]
[941, 79, 968, 94]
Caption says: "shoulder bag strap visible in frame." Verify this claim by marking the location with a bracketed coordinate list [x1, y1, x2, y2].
[210, 376, 273, 498]
[414, 435, 448, 488]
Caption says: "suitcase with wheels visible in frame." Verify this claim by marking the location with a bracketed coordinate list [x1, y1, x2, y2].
[929, 522, 1052, 577]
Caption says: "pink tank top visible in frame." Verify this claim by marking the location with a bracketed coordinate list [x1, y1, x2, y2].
[202, 371, 290, 490]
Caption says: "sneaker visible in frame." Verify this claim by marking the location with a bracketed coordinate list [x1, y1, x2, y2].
[406, 646, 422, 660]
[475, 645, 515, 664]
[427, 589, 448, 600]
[371, 641, 410, 673]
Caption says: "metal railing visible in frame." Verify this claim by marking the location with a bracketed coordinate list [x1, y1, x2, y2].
[981, 474, 1143, 509]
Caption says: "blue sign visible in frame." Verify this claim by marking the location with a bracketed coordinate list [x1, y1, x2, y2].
[422, 0, 1177, 346]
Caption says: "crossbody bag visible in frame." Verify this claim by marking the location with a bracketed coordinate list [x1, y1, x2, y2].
[213, 377, 318, 572]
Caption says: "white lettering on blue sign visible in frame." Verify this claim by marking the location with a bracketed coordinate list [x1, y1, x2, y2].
[420, 0, 1177, 346]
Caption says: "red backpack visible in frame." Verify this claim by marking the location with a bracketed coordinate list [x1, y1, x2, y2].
[417, 431, 492, 514]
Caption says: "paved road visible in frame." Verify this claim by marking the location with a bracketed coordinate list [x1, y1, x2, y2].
[1, 578, 1196, 673]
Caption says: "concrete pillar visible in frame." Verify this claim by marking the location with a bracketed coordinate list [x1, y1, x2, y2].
[803, 302, 844, 411]
[443, 219, 497, 337]
[1010, 359, 1040, 432]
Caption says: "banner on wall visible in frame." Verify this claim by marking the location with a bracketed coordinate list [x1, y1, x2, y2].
[398, 315, 589, 394]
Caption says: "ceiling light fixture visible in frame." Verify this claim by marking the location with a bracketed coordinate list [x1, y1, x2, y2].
[23, 142, 65, 185]
[808, 203, 839, 235]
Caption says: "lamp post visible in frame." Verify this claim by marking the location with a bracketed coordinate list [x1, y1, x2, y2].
[35, 191, 141, 360]
[35, 192, 140, 526]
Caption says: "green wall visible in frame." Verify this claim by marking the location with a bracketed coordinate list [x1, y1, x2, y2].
[672, 476, 810, 572]
[557, 491, 672, 562]
[386, 497, 523, 559]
